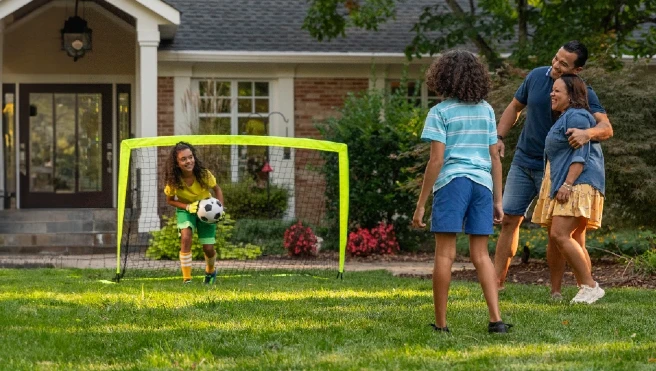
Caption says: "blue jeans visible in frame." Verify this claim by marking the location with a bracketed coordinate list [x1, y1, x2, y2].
[502, 164, 545, 216]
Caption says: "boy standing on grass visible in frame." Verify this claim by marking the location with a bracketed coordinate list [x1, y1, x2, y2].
[412, 50, 512, 334]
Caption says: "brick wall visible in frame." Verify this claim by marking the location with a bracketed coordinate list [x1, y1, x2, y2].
[294, 78, 368, 225]
[157, 77, 175, 213]
[158, 77, 175, 136]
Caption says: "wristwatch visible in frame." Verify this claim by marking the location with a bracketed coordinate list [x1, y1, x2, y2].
[497, 135, 504, 140]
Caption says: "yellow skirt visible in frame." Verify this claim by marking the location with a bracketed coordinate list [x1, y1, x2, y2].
[531, 162, 604, 230]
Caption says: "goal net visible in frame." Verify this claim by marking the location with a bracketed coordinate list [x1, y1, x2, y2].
[115, 135, 348, 281]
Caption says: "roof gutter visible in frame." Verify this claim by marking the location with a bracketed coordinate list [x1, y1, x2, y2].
[158, 50, 425, 64]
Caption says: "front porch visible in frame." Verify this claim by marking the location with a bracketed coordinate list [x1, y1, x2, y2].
[0, 0, 179, 207]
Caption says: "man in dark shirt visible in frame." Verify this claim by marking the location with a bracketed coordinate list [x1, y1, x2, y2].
[494, 41, 614, 298]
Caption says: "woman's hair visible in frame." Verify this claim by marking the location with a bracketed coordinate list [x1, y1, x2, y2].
[558, 74, 590, 110]
[165, 141, 209, 190]
[425, 50, 491, 103]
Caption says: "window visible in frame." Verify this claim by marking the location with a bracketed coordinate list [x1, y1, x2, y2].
[388, 80, 440, 108]
[194, 79, 271, 183]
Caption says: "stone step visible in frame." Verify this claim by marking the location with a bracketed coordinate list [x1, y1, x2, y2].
[0, 209, 117, 223]
[0, 209, 118, 234]
[0, 219, 117, 234]
[0, 232, 116, 248]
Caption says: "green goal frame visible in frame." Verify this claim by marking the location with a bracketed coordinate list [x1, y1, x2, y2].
[116, 135, 349, 278]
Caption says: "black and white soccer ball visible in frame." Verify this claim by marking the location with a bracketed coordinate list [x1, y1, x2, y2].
[197, 197, 225, 224]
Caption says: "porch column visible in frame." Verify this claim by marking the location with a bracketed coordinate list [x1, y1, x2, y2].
[0, 21, 4, 210]
[136, 27, 160, 231]
[137, 31, 159, 138]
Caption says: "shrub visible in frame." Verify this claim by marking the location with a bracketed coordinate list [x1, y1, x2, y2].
[634, 248, 656, 276]
[231, 218, 293, 255]
[221, 176, 289, 220]
[477, 226, 656, 259]
[283, 221, 318, 257]
[347, 222, 400, 257]
[146, 214, 262, 260]
[317, 86, 431, 250]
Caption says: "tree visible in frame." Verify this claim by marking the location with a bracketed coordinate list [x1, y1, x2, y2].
[303, 0, 656, 69]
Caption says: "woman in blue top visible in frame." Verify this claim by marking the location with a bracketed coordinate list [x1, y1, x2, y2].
[532, 74, 605, 304]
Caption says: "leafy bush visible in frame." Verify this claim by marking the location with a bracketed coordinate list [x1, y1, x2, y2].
[221, 176, 289, 220]
[317, 86, 431, 250]
[347, 222, 400, 257]
[146, 214, 262, 260]
[283, 221, 318, 257]
[231, 218, 293, 255]
[634, 248, 656, 276]
[472, 226, 656, 259]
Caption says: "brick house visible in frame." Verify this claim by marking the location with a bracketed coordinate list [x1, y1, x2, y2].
[0, 0, 440, 253]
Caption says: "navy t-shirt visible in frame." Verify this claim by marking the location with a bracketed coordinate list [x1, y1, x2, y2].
[512, 66, 605, 170]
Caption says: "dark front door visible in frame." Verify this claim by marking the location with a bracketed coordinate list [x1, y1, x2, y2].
[19, 84, 112, 208]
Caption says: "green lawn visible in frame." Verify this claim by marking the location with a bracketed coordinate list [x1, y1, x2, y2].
[0, 268, 654, 370]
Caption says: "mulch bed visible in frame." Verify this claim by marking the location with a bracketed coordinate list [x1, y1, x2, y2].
[342, 251, 656, 289]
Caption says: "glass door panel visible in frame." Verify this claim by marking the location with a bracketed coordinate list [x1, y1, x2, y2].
[29, 93, 54, 192]
[54, 94, 76, 193]
[78, 94, 102, 192]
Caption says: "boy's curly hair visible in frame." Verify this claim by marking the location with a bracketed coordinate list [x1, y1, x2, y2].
[165, 142, 209, 190]
[425, 50, 490, 103]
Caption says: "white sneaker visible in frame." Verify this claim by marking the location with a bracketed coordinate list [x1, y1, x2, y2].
[571, 282, 605, 304]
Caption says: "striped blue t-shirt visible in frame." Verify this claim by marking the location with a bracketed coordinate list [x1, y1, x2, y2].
[421, 99, 498, 193]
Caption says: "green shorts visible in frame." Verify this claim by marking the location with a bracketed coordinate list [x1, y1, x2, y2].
[175, 208, 216, 245]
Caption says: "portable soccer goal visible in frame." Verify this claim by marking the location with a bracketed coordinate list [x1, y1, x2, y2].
[114, 135, 348, 281]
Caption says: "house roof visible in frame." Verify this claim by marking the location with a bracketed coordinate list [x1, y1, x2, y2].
[159, 0, 478, 54]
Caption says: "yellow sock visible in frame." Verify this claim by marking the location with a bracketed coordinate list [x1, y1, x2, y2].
[205, 252, 217, 274]
[179, 251, 192, 281]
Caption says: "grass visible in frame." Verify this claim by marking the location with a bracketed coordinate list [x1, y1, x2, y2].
[0, 269, 655, 370]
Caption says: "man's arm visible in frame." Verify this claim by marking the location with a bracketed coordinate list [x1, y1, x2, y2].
[566, 112, 614, 147]
[496, 98, 526, 157]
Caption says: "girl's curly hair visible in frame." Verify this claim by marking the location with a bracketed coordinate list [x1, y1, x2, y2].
[425, 50, 491, 103]
[165, 142, 209, 190]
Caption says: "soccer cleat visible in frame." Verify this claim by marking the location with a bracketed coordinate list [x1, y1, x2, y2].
[204, 268, 217, 285]
[571, 282, 605, 304]
[488, 321, 513, 333]
[183, 279, 193, 284]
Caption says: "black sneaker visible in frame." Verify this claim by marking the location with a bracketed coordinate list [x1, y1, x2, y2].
[430, 324, 450, 333]
[488, 321, 513, 333]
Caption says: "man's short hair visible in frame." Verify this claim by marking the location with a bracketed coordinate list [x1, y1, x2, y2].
[562, 40, 589, 68]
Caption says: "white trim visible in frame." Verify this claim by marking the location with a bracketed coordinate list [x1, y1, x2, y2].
[0, 0, 33, 20]
[4, 0, 136, 34]
[159, 50, 428, 64]
[134, 0, 180, 25]
[4, 74, 135, 84]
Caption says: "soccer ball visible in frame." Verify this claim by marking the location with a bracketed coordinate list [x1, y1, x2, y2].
[197, 197, 224, 224]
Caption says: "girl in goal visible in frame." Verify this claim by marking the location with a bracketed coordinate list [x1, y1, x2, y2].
[164, 141, 225, 284]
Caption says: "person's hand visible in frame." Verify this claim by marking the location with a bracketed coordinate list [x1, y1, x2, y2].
[497, 138, 505, 158]
[186, 201, 199, 213]
[493, 202, 504, 224]
[412, 206, 426, 228]
[566, 128, 591, 149]
[556, 185, 571, 204]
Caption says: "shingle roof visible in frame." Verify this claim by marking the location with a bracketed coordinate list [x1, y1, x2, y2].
[159, 0, 478, 54]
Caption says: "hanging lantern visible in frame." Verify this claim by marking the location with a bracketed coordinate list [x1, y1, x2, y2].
[60, 0, 92, 62]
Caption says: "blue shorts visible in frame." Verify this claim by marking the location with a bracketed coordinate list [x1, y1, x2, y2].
[431, 177, 493, 235]
[502, 164, 544, 216]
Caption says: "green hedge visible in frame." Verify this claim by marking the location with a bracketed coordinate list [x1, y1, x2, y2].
[221, 177, 289, 220]
[317, 87, 432, 250]
[146, 214, 262, 260]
